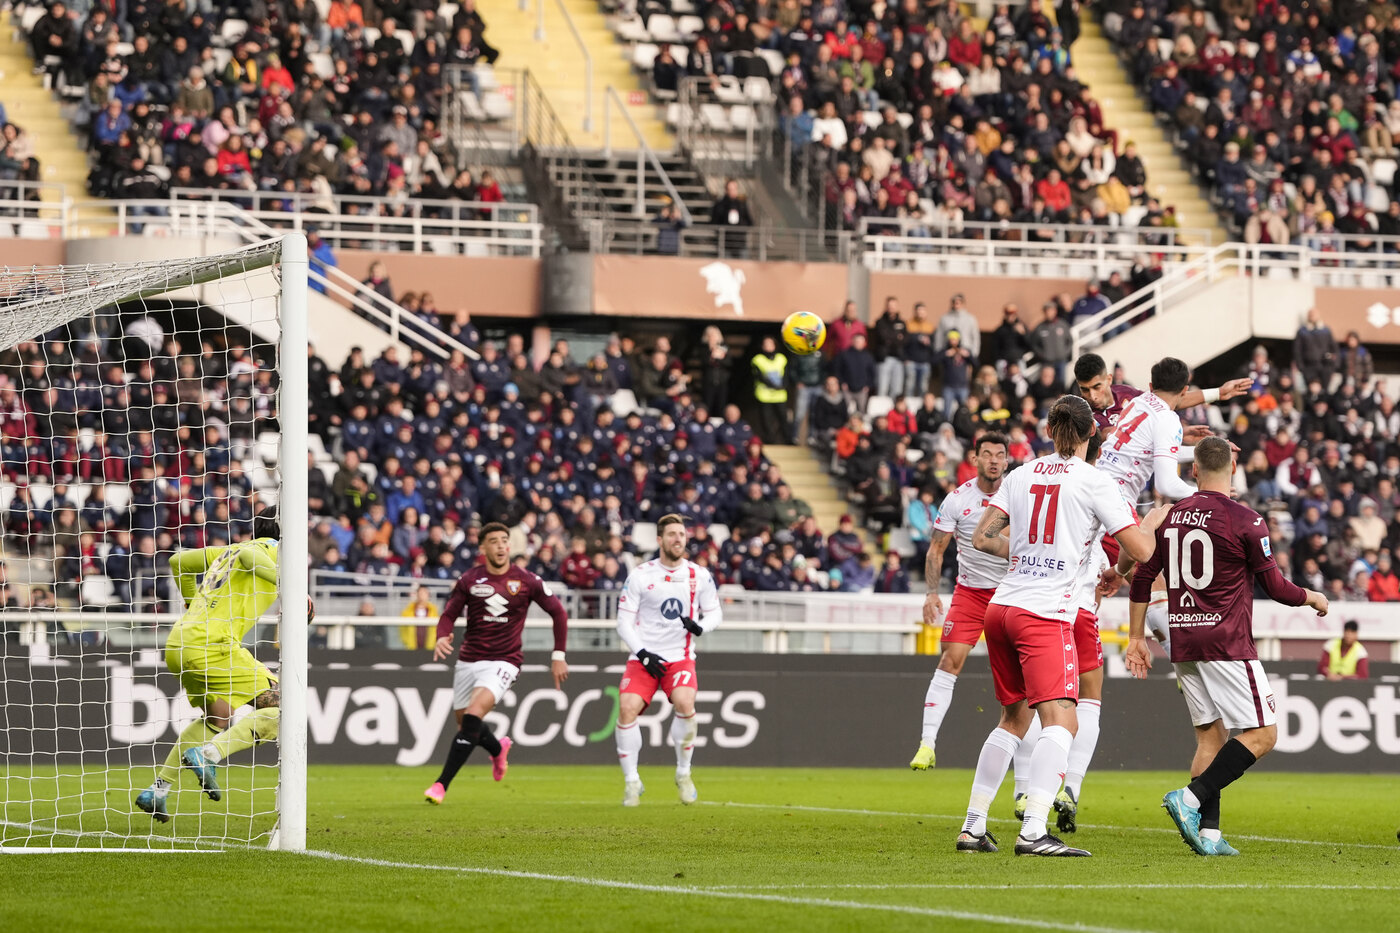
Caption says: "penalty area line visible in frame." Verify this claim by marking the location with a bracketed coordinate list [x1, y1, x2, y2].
[299, 849, 1153, 933]
[700, 801, 1398, 851]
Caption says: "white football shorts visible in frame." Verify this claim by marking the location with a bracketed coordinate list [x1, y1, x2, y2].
[453, 659, 520, 708]
[1173, 659, 1277, 731]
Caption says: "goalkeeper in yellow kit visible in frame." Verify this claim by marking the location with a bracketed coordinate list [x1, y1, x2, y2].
[135, 506, 298, 823]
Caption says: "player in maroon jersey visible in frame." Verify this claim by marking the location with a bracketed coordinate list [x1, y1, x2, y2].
[423, 522, 570, 804]
[1121, 437, 1329, 856]
[1072, 353, 1252, 434]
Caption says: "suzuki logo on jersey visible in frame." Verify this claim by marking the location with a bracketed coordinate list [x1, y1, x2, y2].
[660, 597, 684, 620]
[484, 593, 510, 622]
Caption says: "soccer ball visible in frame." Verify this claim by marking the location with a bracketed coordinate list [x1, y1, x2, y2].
[780, 311, 826, 356]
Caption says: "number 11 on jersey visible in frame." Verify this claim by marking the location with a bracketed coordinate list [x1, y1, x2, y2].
[1028, 484, 1061, 544]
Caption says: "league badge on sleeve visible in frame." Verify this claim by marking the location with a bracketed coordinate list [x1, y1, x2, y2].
[1261, 537, 1272, 558]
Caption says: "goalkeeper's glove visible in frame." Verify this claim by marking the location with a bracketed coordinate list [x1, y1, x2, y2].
[680, 616, 704, 637]
[635, 649, 667, 679]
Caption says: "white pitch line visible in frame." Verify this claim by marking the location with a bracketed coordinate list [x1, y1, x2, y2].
[300, 849, 1153, 933]
[705, 883, 1400, 892]
[700, 801, 1399, 851]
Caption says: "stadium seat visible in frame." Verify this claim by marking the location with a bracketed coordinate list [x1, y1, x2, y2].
[28, 484, 53, 510]
[217, 18, 248, 47]
[743, 77, 773, 102]
[103, 484, 132, 513]
[676, 15, 704, 38]
[0, 482, 15, 512]
[887, 527, 916, 558]
[713, 76, 745, 104]
[66, 484, 90, 510]
[646, 14, 681, 43]
[866, 396, 895, 420]
[700, 103, 731, 131]
[708, 523, 730, 542]
[80, 576, 118, 607]
[256, 431, 280, 465]
[631, 42, 660, 70]
[1371, 159, 1397, 188]
[309, 52, 335, 79]
[609, 389, 641, 415]
[756, 49, 785, 77]
[616, 17, 651, 44]
[729, 106, 753, 131]
[631, 522, 659, 554]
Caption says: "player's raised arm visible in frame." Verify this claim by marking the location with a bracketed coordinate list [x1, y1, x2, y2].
[1175, 377, 1252, 410]
[433, 578, 468, 661]
[1108, 499, 1171, 566]
[1151, 414, 1197, 499]
[531, 576, 571, 687]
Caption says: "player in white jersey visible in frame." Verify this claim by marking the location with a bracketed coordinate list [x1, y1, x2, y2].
[1093, 357, 1201, 508]
[614, 513, 723, 807]
[956, 396, 1169, 857]
[910, 432, 1010, 772]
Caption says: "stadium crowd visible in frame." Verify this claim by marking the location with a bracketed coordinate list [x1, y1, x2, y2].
[0, 276, 1396, 618]
[19, 0, 502, 210]
[735, 0, 1169, 237]
[1107, 0, 1400, 242]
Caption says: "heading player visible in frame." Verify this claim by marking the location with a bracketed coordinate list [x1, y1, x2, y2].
[424, 522, 569, 805]
[1073, 353, 1251, 434]
[911, 432, 1010, 772]
[614, 514, 722, 807]
[957, 396, 1167, 857]
[137, 505, 296, 822]
[1123, 437, 1328, 856]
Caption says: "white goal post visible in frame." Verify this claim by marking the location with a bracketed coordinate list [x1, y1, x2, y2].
[0, 235, 308, 851]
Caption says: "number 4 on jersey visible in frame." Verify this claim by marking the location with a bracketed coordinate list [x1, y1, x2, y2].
[1112, 409, 1148, 450]
[1028, 484, 1061, 544]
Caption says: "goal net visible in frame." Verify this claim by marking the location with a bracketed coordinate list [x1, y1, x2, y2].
[0, 236, 308, 851]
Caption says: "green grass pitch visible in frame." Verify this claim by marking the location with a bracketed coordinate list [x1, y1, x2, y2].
[2, 764, 1397, 932]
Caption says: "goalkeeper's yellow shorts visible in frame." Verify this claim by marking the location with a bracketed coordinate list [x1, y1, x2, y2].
[165, 638, 275, 711]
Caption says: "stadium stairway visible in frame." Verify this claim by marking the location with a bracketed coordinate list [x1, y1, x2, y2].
[0, 12, 93, 217]
[763, 445, 874, 554]
[1069, 19, 1229, 245]
[478, 0, 670, 151]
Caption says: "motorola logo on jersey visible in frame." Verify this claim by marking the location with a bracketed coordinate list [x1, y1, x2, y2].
[659, 597, 684, 620]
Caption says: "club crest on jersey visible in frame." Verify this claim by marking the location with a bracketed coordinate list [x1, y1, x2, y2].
[470, 583, 494, 597]
[660, 597, 684, 619]
[507, 580, 521, 595]
[1267, 695, 1276, 712]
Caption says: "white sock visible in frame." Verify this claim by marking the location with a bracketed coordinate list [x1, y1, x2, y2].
[616, 721, 642, 782]
[1183, 787, 1201, 809]
[1020, 724, 1074, 839]
[961, 727, 1020, 836]
[1200, 828, 1221, 842]
[920, 669, 957, 746]
[151, 778, 171, 800]
[1063, 699, 1101, 799]
[200, 742, 223, 764]
[670, 713, 697, 775]
[1013, 716, 1041, 796]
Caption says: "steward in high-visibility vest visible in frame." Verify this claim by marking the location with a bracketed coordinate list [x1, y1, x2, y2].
[751, 337, 790, 444]
[1318, 622, 1369, 680]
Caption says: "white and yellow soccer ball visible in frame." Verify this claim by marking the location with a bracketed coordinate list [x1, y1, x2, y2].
[780, 310, 826, 356]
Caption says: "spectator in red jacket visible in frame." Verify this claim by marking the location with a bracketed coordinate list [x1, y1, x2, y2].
[947, 20, 982, 71]
[559, 537, 598, 588]
[1035, 168, 1071, 214]
[1367, 552, 1400, 602]
[826, 300, 867, 356]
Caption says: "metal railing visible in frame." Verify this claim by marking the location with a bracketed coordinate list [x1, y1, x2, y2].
[676, 76, 772, 176]
[40, 198, 485, 361]
[167, 188, 538, 227]
[861, 234, 1205, 279]
[517, 68, 615, 248]
[857, 215, 1214, 247]
[602, 85, 693, 222]
[595, 221, 851, 261]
